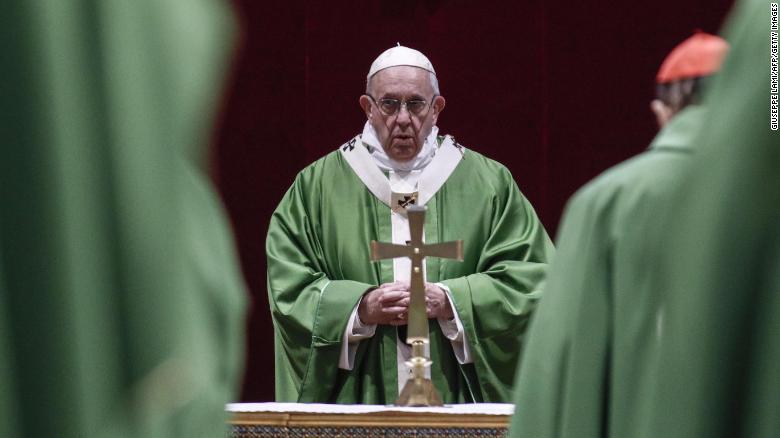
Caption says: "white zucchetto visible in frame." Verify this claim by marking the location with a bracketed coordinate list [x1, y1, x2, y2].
[367, 45, 436, 79]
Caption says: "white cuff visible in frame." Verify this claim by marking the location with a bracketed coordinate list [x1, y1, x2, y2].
[436, 283, 473, 364]
[338, 297, 377, 370]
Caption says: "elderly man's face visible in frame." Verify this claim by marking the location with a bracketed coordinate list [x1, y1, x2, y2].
[359, 66, 445, 162]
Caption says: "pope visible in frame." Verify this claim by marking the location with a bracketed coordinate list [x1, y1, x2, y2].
[266, 45, 554, 404]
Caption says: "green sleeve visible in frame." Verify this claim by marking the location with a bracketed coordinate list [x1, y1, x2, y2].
[266, 174, 374, 401]
[441, 168, 555, 402]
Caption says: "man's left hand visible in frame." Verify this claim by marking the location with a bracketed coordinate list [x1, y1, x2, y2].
[424, 283, 454, 320]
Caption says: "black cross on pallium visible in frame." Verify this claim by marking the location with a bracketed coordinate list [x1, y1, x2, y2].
[451, 138, 465, 157]
[342, 138, 357, 152]
[398, 195, 416, 209]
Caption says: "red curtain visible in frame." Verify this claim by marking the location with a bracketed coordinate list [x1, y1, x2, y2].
[214, 0, 733, 402]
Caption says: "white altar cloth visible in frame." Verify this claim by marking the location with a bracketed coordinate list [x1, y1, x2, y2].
[227, 402, 514, 416]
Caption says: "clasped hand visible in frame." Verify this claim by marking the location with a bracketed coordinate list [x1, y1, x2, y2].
[357, 281, 454, 326]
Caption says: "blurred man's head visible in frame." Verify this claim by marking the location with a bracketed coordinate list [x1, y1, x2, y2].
[651, 32, 729, 127]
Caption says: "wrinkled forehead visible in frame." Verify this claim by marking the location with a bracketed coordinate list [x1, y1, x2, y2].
[368, 66, 434, 98]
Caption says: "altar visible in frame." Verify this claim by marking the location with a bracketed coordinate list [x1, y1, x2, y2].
[227, 402, 513, 437]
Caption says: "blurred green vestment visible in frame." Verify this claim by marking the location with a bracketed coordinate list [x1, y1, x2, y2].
[512, 0, 779, 436]
[0, 1, 246, 437]
[509, 105, 704, 437]
[642, 0, 780, 436]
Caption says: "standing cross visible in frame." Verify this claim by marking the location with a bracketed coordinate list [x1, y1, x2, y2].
[370, 205, 463, 406]
[370, 205, 464, 343]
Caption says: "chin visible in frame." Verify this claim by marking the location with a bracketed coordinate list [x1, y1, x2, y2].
[389, 144, 419, 162]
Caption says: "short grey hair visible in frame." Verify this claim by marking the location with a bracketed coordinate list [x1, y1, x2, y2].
[366, 70, 440, 96]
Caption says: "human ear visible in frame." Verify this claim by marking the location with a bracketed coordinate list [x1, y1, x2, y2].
[650, 99, 672, 129]
[431, 95, 446, 123]
[359, 95, 373, 119]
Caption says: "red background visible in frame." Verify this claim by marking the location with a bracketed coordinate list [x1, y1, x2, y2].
[213, 0, 734, 402]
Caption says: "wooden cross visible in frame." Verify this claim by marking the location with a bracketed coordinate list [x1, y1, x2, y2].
[370, 205, 463, 343]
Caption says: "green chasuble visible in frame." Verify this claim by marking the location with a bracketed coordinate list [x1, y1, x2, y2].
[0, 0, 246, 437]
[509, 106, 705, 437]
[640, 1, 780, 436]
[267, 143, 554, 404]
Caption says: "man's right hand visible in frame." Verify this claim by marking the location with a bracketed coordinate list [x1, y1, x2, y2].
[358, 282, 410, 326]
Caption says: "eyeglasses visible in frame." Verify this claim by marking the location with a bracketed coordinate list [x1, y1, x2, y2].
[365, 94, 436, 117]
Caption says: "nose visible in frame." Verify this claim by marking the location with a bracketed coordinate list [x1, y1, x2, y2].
[395, 104, 412, 126]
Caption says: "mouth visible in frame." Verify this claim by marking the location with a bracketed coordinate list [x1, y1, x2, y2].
[386, 135, 417, 161]
[392, 134, 414, 144]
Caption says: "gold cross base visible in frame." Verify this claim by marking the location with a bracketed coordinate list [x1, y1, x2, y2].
[395, 341, 444, 407]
